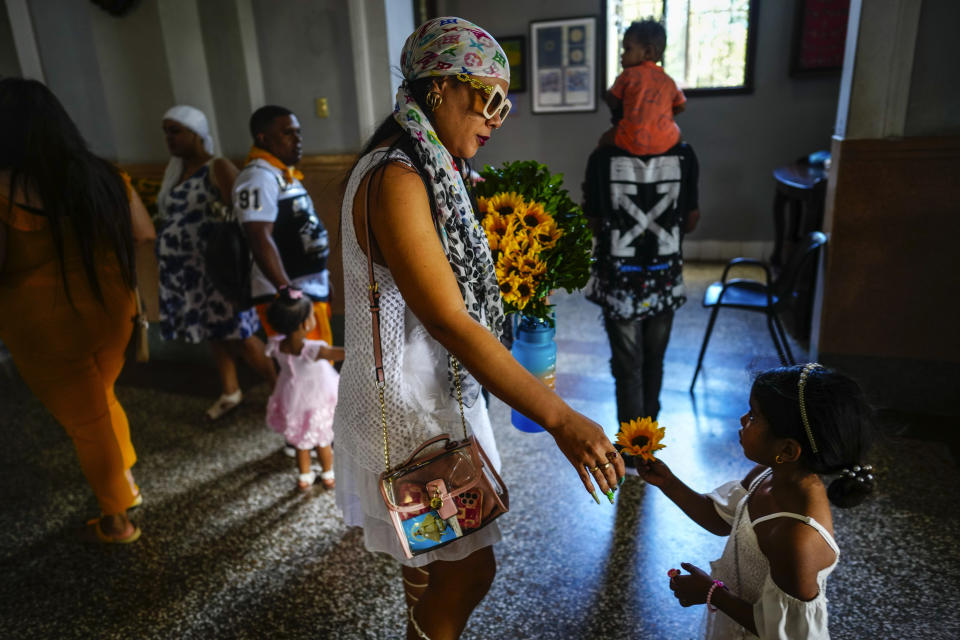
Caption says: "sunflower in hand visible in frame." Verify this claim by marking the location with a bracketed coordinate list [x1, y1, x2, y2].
[615, 417, 666, 462]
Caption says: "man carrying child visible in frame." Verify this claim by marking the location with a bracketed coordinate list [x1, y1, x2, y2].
[585, 19, 700, 464]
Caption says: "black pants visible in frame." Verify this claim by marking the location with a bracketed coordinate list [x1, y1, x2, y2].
[604, 310, 674, 423]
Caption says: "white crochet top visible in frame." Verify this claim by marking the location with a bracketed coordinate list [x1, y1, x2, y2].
[333, 148, 501, 475]
[703, 468, 839, 639]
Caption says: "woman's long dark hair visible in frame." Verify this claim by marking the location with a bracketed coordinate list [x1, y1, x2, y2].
[0, 78, 135, 304]
[342, 77, 476, 227]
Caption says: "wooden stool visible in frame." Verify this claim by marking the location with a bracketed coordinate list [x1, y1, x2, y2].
[771, 163, 827, 270]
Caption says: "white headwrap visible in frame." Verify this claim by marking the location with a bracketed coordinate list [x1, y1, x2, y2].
[158, 105, 215, 214]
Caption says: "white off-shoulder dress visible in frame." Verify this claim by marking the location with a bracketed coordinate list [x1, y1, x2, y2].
[333, 149, 503, 567]
[704, 468, 839, 639]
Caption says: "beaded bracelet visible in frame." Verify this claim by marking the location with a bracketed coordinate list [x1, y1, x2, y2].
[706, 580, 725, 612]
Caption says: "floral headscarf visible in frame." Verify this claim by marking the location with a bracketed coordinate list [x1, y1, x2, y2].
[394, 17, 509, 406]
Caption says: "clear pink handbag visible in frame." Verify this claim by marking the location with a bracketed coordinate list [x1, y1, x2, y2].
[362, 190, 509, 559]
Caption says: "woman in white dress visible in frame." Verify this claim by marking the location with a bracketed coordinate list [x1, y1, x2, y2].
[335, 18, 626, 640]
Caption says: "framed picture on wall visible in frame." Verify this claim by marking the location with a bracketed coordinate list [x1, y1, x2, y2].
[790, 0, 851, 75]
[498, 35, 527, 93]
[530, 16, 597, 113]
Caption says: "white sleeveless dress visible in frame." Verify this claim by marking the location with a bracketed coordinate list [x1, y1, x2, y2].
[704, 469, 839, 639]
[333, 149, 502, 567]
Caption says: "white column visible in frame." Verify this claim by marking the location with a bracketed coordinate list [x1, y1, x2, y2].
[5, 0, 44, 80]
[348, 0, 410, 143]
[384, 0, 414, 102]
[156, 0, 222, 152]
[835, 0, 923, 139]
[235, 0, 265, 110]
[348, 0, 378, 142]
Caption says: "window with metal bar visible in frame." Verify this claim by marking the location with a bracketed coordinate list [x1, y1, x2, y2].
[606, 0, 758, 95]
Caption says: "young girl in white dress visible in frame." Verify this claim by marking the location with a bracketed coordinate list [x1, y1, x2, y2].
[265, 288, 344, 490]
[639, 363, 875, 639]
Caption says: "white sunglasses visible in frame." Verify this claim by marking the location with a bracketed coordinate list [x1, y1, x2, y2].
[455, 73, 511, 122]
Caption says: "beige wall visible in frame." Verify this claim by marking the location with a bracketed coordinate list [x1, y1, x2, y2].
[89, 1, 174, 162]
[14, 0, 369, 162]
[13, 0, 843, 245]
[439, 0, 842, 244]
[251, 0, 362, 154]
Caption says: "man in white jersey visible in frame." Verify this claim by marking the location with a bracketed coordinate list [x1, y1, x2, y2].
[234, 105, 332, 345]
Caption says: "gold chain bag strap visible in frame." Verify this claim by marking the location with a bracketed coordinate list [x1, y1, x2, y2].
[362, 176, 509, 559]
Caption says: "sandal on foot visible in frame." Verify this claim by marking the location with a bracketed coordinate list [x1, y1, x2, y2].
[297, 471, 316, 491]
[205, 390, 242, 421]
[319, 469, 335, 489]
[129, 485, 143, 509]
[86, 517, 141, 544]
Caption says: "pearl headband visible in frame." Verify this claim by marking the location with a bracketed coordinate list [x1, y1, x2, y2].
[798, 363, 822, 454]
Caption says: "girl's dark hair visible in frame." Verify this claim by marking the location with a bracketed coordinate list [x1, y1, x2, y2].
[265, 290, 314, 336]
[752, 365, 876, 508]
[0, 78, 135, 305]
[625, 18, 667, 60]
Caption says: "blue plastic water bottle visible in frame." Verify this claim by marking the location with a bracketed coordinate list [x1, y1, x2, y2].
[510, 315, 557, 433]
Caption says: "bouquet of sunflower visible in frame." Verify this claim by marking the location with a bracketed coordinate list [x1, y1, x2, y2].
[474, 160, 592, 323]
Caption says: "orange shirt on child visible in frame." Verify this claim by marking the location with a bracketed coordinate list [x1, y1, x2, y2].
[610, 61, 686, 156]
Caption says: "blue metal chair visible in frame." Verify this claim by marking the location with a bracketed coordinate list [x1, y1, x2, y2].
[689, 231, 827, 392]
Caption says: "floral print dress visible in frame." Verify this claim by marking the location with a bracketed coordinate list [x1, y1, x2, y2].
[156, 162, 260, 342]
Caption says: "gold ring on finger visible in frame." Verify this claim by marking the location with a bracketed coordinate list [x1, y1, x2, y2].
[600, 462, 612, 470]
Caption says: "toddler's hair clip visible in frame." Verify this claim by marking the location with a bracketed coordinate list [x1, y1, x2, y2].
[278, 285, 303, 300]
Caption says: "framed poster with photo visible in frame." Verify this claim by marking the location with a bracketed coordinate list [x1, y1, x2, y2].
[498, 35, 526, 93]
[530, 16, 597, 113]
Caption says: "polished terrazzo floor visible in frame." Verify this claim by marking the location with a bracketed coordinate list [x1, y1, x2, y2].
[1, 263, 958, 639]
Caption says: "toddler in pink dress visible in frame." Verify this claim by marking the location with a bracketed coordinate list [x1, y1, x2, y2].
[265, 288, 345, 490]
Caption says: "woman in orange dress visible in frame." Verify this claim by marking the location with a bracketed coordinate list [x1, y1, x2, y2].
[0, 78, 155, 543]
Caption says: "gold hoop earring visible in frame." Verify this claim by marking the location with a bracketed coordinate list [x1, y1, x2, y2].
[426, 90, 442, 111]
[775, 455, 784, 464]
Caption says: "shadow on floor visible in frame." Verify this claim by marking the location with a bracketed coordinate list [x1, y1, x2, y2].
[1, 263, 958, 639]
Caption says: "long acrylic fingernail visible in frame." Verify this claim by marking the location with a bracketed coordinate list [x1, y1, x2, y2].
[591, 490, 601, 504]
[605, 489, 615, 504]
[618, 475, 625, 487]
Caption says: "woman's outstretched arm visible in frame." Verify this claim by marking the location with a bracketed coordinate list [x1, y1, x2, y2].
[358, 163, 624, 498]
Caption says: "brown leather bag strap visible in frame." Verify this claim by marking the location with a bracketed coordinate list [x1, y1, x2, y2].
[361, 154, 467, 474]
[359, 166, 393, 473]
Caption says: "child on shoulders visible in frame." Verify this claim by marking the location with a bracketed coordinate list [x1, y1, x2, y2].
[265, 287, 345, 490]
[600, 18, 686, 156]
[638, 364, 875, 639]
